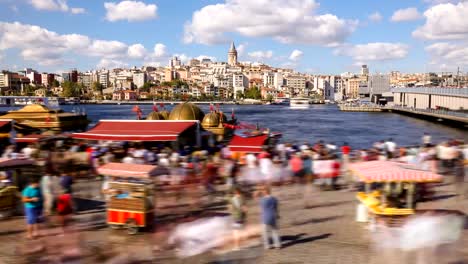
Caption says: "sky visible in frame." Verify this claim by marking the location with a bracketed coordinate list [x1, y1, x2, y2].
[0, 0, 467, 74]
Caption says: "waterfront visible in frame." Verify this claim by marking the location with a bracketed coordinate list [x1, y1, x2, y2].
[50, 104, 468, 148]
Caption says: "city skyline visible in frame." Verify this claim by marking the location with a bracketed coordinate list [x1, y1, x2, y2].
[0, 0, 467, 74]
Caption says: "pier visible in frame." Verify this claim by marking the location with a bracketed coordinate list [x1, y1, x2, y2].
[339, 105, 383, 112]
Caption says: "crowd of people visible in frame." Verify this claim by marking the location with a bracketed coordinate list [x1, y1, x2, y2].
[0, 132, 466, 254]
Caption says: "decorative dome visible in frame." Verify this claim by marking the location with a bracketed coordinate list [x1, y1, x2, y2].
[159, 110, 170, 120]
[168, 102, 204, 121]
[146, 111, 163, 120]
[202, 112, 220, 127]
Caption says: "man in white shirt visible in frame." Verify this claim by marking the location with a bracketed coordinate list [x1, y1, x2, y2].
[21, 145, 35, 159]
[384, 138, 397, 159]
[422, 133, 431, 147]
[122, 154, 135, 164]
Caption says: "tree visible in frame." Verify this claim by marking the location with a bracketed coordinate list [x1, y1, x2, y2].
[92, 81, 104, 93]
[141, 82, 153, 93]
[61, 81, 81, 97]
[266, 94, 274, 102]
[236, 90, 244, 100]
[22, 84, 36, 96]
[245, 86, 261, 99]
[52, 80, 60, 88]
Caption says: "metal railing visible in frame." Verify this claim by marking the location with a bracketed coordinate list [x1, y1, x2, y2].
[391, 105, 468, 119]
[391, 87, 468, 97]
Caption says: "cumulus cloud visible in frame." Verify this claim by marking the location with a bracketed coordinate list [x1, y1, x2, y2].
[236, 43, 247, 56]
[29, 0, 85, 14]
[153, 43, 166, 57]
[413, 2, 468, 40]
[104, 1, 158, 22]
[368, 12, 383, 22]
[127, 43, 147, 59]
[0, 21, 163, 67]
[184, 0, 357, 46]
[97, 58, 128, 69]
[334, 42, 409, 62]
[248, 50, 273, 61]
[195, 55, 217, 62]
[391, 7, 422, 22]
[425, 42, 468, 65]
[289, 49, 303, 61]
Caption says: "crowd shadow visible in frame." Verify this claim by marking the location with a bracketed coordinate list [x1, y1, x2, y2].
[75, 198, 105, 213]
[280, 233, 332, 249]
[424, 194, 457, 202]
[0, 229, 24, 236]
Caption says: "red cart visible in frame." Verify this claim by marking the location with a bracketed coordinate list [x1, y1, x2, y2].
[97, 163, 161, 234]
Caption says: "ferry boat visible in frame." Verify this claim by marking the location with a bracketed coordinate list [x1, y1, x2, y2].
[271, 97, 290, 106]
[290, 97, 310, 109]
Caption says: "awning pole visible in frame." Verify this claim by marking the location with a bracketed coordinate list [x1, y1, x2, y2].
[196, 122, 201, 147]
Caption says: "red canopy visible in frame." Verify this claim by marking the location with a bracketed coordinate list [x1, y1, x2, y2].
[349, 161, 443, 183]
[0, 120, 11, 129]
[72, 120, 197, 141]
[97, 162, 162, 178]
[228, 134, 268, 153]
[15, 134, 46, 143]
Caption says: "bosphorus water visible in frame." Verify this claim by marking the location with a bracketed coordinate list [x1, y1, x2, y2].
[55, 104, 467, 149]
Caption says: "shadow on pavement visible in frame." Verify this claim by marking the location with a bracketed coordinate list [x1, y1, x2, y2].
[304, 200, 352, 209]
[424, 194, 457, 202]
[281, 233, 332, 249]
[74, 198, 105, 213]
[291, 215, 343, 226]
[0, 229, 23, 236]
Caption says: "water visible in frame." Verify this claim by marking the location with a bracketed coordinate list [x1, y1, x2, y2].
[55, 104, 467, 149]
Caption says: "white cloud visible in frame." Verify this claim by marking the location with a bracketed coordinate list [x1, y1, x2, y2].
[184, 0, 357, 46]
[236, 43, 247, 56]
[153, 43, 166, 57]
[104, 1, 158, 22]
[289, 50, 303, 61]
[413, 2, 468, 40]
[425, 42, 468, 65]
[173, 54, 190, 64]
[248, 50, 273, 61]
[391, 7, 422, 22]
[0, 21, 165, 67]
[195, 55, 217, 62]
[29, 0, 85, 14]
[97, 58, 128, 69]
[127, 43, 147, 59]
[70, 7, 85, 14]
[334, 42, 409, 62]
[368, 12, 383, 22]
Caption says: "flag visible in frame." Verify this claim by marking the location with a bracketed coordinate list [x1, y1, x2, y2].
[231, 108, 235, 119]
[209, 104, 214, 112]
[159, 103, 164, 109]
[152, 105, 159, 112]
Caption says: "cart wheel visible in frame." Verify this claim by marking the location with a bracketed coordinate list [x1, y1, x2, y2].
[125, 219, 138, 235]
[109, 224, 121, 230]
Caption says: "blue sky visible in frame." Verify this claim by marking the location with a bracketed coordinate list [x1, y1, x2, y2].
[0, 0, 466, 74]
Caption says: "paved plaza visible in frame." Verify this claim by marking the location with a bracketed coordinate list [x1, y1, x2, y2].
[0, 180, 466, 264]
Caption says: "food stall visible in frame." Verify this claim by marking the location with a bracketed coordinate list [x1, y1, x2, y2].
[0, 158, 38, 218]
[350, 160, 443, 226]
[97, 162, 164, 234]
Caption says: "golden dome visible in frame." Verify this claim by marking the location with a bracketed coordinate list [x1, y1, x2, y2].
[146, 111, 163, 120]
[168, 102, 204, 121]
[202, 112, 220, 127]
[159, 110, 170, 120]
[14, 104, 53, 113]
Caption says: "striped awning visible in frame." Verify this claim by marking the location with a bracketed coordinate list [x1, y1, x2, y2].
[97, 162, 164, 178]
[349, 160, 443, 183]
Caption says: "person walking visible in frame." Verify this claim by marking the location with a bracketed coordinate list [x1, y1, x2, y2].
[40, 170, 56, 216]
[229, 187, 246, 250]
[341, 142, 352, 190]
[260, 186, 281, 249]
[22, 177, 43, 239]
[56, 188, 74, 233]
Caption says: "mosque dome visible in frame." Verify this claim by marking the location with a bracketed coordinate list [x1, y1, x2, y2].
[159, 110, 170, 120]
[202, 112, 221, 127]
[146, 111, 163, 120]
[168, 102, 204, 121]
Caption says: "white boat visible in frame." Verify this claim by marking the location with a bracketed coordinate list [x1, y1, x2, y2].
[272, 97, 290, 105]
[290, 97, 310, 109]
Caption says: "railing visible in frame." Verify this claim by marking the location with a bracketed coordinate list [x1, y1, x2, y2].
[391, 105, 468, 119]
[391, 87, 468, 97]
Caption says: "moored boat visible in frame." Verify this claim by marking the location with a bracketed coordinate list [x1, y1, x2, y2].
[290, 97, 310, 109]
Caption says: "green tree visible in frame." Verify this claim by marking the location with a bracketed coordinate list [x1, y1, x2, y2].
[52, 80, 60, 88]
[245, 86, 261, 99]
[141, 82, 153, 93]
[266, 94, 274, 102]
[22, 84, 36, 96]
[92, 81, 104, 93]
[236, 90, 244, 99]
[61, 81, 81, 97]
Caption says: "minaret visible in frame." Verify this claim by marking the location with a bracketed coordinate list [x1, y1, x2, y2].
[228, 41, 238, 66]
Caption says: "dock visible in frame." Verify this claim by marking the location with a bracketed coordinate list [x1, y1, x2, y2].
[339, 104, 468, 127]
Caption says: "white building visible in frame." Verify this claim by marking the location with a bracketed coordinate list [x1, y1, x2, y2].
[133, 72, 147, 88]
[233, 73, 246, 98]
[98, 71, 110, 88]
[169, 56, 181, 67]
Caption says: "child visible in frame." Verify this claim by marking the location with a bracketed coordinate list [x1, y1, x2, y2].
[56, 188, 73, 233]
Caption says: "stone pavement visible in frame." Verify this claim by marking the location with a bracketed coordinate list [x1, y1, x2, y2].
[0, 180, 466, 264]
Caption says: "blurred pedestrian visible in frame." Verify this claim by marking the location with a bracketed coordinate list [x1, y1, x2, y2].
[60, 172, 73, 195]
[40, 170, 56, 216]
[384, 138, 397, 159]
[260, 186, 281, 249]
[422, 133, 431, 147]
[56, 188, 74, 233]
[22, 177, 43, 239]
[229, 187, 246, 250]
